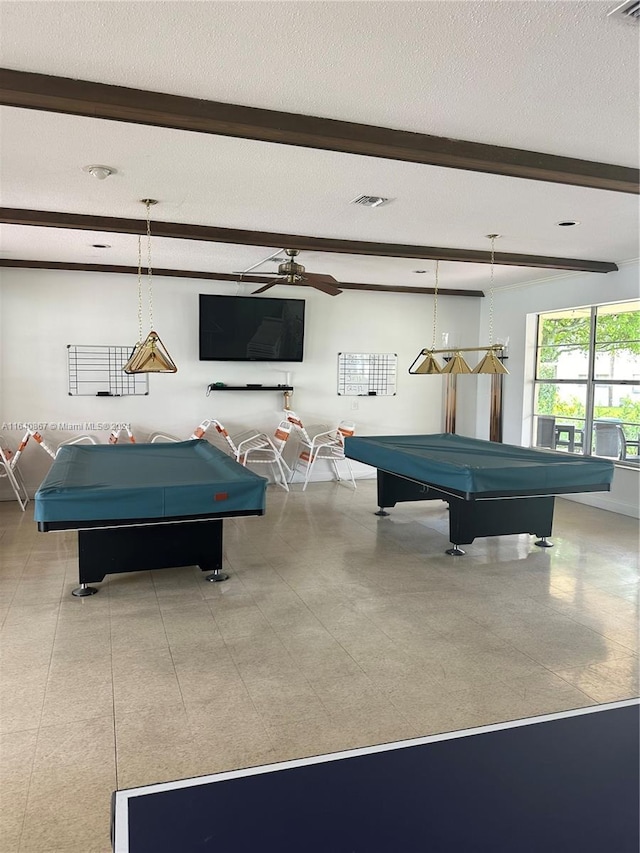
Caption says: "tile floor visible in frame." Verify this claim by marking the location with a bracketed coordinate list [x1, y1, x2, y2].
[0, 481, 638, 852]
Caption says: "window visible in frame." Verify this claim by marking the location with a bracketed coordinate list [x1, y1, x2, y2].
[532, 301, 640, 464]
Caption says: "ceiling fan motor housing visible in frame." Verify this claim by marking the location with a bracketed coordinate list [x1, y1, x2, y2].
[278, 258, 305, 281]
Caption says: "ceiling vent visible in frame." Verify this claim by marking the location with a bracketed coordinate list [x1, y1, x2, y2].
[608, 1, 640, 22]
[350, 195, 392, 208]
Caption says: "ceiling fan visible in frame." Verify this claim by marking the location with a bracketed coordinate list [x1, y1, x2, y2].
[245, 249, 343, 296]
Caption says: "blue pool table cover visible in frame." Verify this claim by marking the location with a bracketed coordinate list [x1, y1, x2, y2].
[34, 440, 267, 523]
[344, 434, 614, 497]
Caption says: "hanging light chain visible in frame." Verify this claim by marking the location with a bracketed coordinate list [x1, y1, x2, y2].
[431, 260, 439, 350]
[145, 200, 154, 331]
[136, 234, 143, 344]
[487, 234, 498, 345]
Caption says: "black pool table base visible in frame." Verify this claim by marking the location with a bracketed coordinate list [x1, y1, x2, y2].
[376, 470, 557, 555]
[67, 517, 228, 595]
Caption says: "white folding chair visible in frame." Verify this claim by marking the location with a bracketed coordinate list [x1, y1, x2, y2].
[109, 428, 136, 444]
[149, 432, 182, 443]
[5, 428, 97, 464]
[191, 418, 291, 490]
[0, 435, 30, 510]
[286, 411, 357, 490]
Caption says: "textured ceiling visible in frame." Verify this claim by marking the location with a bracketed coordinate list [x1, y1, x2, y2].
[0, 0, 638, 292]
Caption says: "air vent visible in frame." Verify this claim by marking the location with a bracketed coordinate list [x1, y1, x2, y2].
[608, 1, 640, 21]
[350, 195, 392, 208]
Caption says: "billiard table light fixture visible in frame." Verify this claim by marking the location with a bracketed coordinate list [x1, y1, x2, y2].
[123, 199, 178, 375]
[409, 235, 508, 377]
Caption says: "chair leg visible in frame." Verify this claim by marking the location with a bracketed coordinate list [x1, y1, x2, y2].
[273, 457, 289, 491]
[344, 457, 357, 489]
[288, 456, 301, 484]
[2, 467, 29, 511]
[302, 453, 317, 491]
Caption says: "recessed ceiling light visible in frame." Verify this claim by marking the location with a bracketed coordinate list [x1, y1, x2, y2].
[83, 165, 116, 180]
[556, 220, 581, 227]
[91, 243, 111, 249]
[350, 195, 392, 208]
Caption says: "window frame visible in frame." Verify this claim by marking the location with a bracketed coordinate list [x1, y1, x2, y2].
[532, 301, 640, 464]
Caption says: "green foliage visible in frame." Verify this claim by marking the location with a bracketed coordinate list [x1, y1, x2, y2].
[540, 309, 640, 355]
[540, 394, 640, 435]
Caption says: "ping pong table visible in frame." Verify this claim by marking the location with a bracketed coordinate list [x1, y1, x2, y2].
[112, 698, 639, 853]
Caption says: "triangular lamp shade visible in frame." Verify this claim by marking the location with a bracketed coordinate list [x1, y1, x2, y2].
[442, 352, 473, 374]
[414, 352, 443, 374]
[123, 331, 178, 374]
[472, 350, 509, 375]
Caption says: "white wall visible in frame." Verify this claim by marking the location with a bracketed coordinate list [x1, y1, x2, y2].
[0, 268, 480, 496]
[475, 261, 640, 518]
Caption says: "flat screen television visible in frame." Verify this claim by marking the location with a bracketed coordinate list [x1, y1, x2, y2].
[199, 294, 305, 362]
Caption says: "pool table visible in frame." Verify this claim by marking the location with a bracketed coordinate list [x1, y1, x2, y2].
[344, 434, 615, 554]
[35, 440, 267, 595]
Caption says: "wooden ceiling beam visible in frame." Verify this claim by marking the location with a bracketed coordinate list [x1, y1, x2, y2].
[0, 208, 618, 273]
[0, 259, 483, 297]
[0, 69, 637, 194]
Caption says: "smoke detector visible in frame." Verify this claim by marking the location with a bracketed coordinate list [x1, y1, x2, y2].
[83, 165, 116, 180]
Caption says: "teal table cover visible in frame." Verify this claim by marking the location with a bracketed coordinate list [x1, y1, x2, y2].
[34, 440, 267, 522]
[344, 434, 614, 497]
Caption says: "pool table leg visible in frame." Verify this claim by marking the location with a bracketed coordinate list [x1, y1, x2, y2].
[72, 582, 99, 597]
[205, 568, 229, 582]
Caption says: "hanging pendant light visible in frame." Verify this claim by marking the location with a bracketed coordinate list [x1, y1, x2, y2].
[473, 234, 509, 375]
[123, 199, 178, 375]
[414, 352, 443, 374]
[474, 349, 509, 375]
[442, 351, 473, 374]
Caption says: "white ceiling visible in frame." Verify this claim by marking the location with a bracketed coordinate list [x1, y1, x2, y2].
[0, 0, 638, 293]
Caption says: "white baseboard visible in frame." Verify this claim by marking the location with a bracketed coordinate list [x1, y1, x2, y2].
[563, 492, 639, 519]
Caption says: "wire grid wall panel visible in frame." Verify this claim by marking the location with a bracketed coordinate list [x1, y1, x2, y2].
[338, 353, 397, 396]
[67, 345, 149, 396]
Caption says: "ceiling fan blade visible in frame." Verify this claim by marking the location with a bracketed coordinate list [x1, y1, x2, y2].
[252, 279, 280, 294]
[303, 274, 342, 296]
[306, 272, 340, 286]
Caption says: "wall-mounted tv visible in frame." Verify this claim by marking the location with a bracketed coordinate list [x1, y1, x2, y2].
[199, 294, 305, 362]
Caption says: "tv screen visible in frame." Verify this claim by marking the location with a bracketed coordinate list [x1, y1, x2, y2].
[199, 294, 305, 362]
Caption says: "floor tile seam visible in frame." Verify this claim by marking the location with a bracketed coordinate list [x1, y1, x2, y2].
[525, 614, 638, 655]
[19, 653, 69, 853]
[256, 574, 333, 638]
[107, 602, 119, 792]
[538, 606, 640, 653]
[491, 657, 598, 695]
[544, 672, 633, 704]
[198, 640, 280, 750]
[27, 597, 62, 743]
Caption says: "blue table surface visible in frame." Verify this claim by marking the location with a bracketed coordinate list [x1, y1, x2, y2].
[35, 440, 267, 522]
[345, 434, 614, 496]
